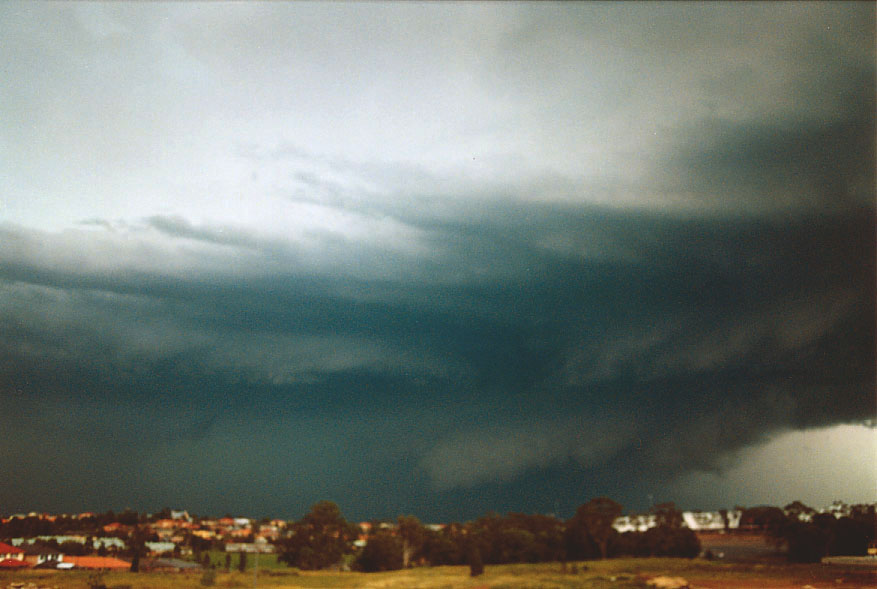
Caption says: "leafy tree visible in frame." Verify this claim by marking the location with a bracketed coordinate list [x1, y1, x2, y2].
[397, 515, 425, 568]
[742, 505, 788, 550]
[59, 541, 89, 556]
[848, 505, 876, 551]
[278, 501, 357, 570]
[568, 497, 622, 559]
[829, 516, 871, 556]
[651, 502, 683, 529]
[468, 543, 484, 577]
[742, 505, 787, 534]
[784, 500, 815, 522]
[191, 535, 212, 555]
[719, 509, 729, 532]
[785, 521, 830, 563]
[151, 507, 172, 522]
[118, 509, 141, 526]
[640, 525, 700, 558]
[421, 524, 465, 565]
[354, 530, 403, 572]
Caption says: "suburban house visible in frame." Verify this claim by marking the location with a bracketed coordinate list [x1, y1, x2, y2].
[0, 542, 25, 562]
[145, 541, 177, 555]
[612, 511, 743, 533]
[22, 544, 64, 567]
[681, 510, 742, 531]
[225, 541, 275, 554]
[613, 514, 658, 533]
[170, 510, 192, 522]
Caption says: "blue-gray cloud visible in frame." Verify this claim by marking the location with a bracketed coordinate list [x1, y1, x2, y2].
[0, 1, 873, 520]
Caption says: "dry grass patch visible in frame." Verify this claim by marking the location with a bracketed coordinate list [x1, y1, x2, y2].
[2, 559, 874, 589]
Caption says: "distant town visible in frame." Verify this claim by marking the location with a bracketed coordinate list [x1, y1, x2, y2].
[1, 499, 874, 574]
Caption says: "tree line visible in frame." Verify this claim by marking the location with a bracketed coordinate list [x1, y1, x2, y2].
[277, 498, 701, 573]
[740, 501, 875, 563]
[4, 499, 873, 572]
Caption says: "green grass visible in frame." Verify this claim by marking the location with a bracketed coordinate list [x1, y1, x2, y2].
[202, 549, 287, 571]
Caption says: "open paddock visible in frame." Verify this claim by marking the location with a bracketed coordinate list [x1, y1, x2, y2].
[1, 558, 874, 589]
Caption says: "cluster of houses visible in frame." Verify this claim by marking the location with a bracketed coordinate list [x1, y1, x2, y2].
[612, 501, 867, 534]
[0, 542, 141, 571]
[0, 509, 285, 571]
[612, 510, 744, 533]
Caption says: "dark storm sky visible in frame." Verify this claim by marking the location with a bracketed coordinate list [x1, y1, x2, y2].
[1, 2, 874, 521]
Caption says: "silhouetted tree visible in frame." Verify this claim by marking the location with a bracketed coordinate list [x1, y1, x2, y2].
[829, 516, 871, 556]
[118, 509, 141, 526]
[355, 530, 403, 572]
[785, 521, 830, 563]
[421, 524, 465, 565]
[128, 525, 149, 572]
[129, 551, 140, 573]
[397, 515, 425, 567]
[784, 500, 815, 522]
[651, 502, 683, 529]
[278, 501, 358, 570]
[568, 497, 622, 559]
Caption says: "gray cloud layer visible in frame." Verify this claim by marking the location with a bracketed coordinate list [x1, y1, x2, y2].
[1, 2, 873, 519]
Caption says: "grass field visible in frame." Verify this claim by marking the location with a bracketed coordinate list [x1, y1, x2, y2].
[203, 550, 286, 571]
[1, 558, 874, 589]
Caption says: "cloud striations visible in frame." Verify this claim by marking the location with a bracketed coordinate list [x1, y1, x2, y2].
[0, 1, 874, 520]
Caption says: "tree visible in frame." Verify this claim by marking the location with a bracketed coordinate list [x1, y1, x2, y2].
[397, 515, 425, 568]
[128, 525, 149, 572]
[118, 509, 140, 526]
[785, 521, 829, 563]
[784, 501, 815, 522]
[742, 505, 788, 550]
[468, 543, 484, 577]
[354, 530, 403, 572]
[651, 502, 683, 529]
[150, 507, 172, 522]
[569, 498, 622, 560]
[278, 501, 357, 570]
[421, 524, 465, 565]
[829, 516, 871, 556]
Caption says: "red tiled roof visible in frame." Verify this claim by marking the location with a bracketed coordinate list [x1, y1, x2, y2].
[65, 556, 131, 569]
[0, 542, 24, 554]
